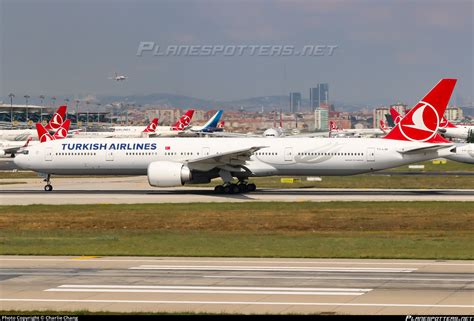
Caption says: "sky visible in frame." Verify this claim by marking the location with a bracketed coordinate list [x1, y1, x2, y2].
[1, 0, 473, 106]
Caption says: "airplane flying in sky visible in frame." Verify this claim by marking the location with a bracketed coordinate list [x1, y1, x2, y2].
[109, 72, 127, 81]
[0, 105, 67, 141]
[14, 79, 458, 193]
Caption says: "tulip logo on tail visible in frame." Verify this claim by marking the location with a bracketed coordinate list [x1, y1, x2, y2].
[45, 106, 67, 131]
[173, 110, 195, 131]
[399, 102, 439, 142]
[383, 79, 456, 143]
[143, 118, 158, 133]
[37, 119, 71, 143]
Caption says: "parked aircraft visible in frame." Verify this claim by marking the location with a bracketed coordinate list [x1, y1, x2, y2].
[0, 106, 67, 141]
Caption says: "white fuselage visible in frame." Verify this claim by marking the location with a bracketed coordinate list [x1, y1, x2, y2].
[0, 129, 36, 141]
[445, 143, 474, 164]
[14, 137, 453, 179]
[441, 126, 474, 140]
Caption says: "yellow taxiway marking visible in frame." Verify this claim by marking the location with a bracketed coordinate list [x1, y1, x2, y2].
[71, 256, 99, 260]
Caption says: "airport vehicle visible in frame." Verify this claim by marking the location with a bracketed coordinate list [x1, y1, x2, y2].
[14, 79, 457, 193]
[0, 105, 67, 141]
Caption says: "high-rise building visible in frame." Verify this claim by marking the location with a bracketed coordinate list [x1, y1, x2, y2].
[373, 107, 389, 128]
[309, 83, 329, 111]
[314, 108, 329, 130]
[445, 107, 463, 121]
[289, 92, 301, 113]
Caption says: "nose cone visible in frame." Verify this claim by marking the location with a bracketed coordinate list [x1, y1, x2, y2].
[14, 153, 29, 169]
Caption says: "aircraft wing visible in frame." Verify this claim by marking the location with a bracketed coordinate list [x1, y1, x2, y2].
[185, 146, 266, 171]
[397, 144, 454, 154]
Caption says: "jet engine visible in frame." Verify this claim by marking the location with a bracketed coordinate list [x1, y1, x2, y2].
[147, 161, 192, 187]
[0, 150, 5, 157]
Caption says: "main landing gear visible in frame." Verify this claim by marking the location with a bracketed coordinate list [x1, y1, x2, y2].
[213, 181, 257, 194]
[44, 174, 53, 192]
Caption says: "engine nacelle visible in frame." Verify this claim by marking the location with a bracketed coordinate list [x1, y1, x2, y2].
[0, 150, 6, 157]
[147, 161, 192, 187]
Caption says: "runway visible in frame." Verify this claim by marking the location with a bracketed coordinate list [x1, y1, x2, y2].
[0, 256, 472, 314]
[1, 177, 474, 204]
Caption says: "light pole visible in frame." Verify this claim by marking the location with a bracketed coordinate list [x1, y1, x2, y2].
[64, 98, 70, 121]
[85, 101, 90, 126]
[75, 100, 80, 125]
[96, 103, 101, 123]
[8, 93, 14, 125]
[39, 95, 45, 122]
[24, 95, 30, 125]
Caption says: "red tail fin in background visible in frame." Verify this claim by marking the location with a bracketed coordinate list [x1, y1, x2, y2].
[45, 105, 67, 131]
[52, 119, 71, 139]
[143, 118, 158, 133]
[329, 120, 338, 131]
[172, 109, 194, 131]
[383, 79, 456, 143]
[36, 123, 54, 142]
[379, 120, 388, 131]
[217, 121, 225, 129]
[439, 116, 457, 129]
[390, 107, 402, 125]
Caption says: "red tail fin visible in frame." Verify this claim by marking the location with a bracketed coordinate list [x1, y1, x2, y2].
[52, 119, 71, 139]
[383, 79, 456, 143]
[45, 105, 67, 131]
[143, 118, 158, 133]
[379, 120, 388, 131]
[329, 120, 338, 131]
[173, 109, 194, 131]
[390, 107, 402, 125]
[217, 121, 225, 129]
[439, 116, 457, 129]
[36, 123, 54, 143]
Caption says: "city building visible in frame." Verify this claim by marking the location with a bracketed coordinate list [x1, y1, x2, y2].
[314, 108, 329, 130]
[373, 107, 389, 128]
[445, 107, 463, 121]
[390, 103, 407, 116]
[289, 92, 301, 113]
[309, 83, 329, 111]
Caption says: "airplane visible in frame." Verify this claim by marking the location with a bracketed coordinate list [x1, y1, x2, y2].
[0, 137, 32, 157]
[14, 79, 457, 193]
[389, 105, 473, 164]
[0, 119, 71, 157]
[188, 110, 224, 133]
[109, 72, 127, 81]
[329, 120, 385, 138]
[437, 118, 474, 141]
[0, 105, 68, 141]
